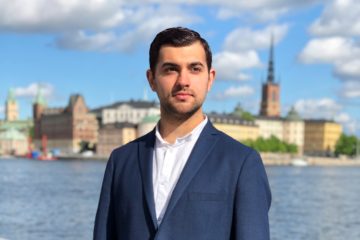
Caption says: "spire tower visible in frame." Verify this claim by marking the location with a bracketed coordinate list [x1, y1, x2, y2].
[259, 35, 281, 117]
[267, 35, 275, 83]
[5, 88, 19, 121]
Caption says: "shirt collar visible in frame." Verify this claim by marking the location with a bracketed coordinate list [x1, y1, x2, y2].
[155, 116, 208, 147]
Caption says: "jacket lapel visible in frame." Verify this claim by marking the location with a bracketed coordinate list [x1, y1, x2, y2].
[159, 122, 219, 225]
[138, 129, 158, 229]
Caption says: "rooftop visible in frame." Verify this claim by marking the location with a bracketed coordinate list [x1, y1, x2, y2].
[92, 100, 159, 113]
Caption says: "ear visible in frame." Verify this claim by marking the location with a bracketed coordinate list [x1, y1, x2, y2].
[146, 69, 156, 91]
[207, 68, 216, 92]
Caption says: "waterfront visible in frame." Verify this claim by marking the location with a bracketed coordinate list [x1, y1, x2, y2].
[1, 158, 359, 240]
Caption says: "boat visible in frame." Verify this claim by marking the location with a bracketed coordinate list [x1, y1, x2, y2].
[290, 158, 308, 167]
[27, 135, 57, 161]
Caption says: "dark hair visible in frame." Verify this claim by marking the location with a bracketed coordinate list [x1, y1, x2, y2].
[149, 27, 212, 73]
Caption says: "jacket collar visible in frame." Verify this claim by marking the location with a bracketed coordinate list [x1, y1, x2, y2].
[138, 121, 220, 230]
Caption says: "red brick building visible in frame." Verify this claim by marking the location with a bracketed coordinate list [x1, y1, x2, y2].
[33, 93, 98, 154]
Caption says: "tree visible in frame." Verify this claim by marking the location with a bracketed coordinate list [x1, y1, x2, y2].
[335, 134, 358, 156]
[243, 135, 298, 153]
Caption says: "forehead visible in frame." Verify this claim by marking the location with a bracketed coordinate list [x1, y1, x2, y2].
[157, 41, 207, 64]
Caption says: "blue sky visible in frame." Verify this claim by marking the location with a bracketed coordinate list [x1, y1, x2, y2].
[0, 0, 359, 136]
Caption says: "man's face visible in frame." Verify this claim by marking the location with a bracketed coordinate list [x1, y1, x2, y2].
[147, 41, 215, 120]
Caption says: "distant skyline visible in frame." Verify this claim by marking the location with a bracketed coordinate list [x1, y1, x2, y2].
[0, 0, 359, 136]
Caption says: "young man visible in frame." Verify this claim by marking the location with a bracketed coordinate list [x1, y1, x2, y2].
[94, 27, 271, 240]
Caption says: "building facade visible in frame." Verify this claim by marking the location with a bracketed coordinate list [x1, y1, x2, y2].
[137, 115, 160, 137]
[33, 93, 98, 154]
[92, 100, 160, 125]
[0, 90, 33, 156]
[283, 107, 304, 154]
[304, 119, 342, 156]
[209, 113, 259, 142]
[255, 107, 305, 154]
[255, 117, 284, 140]
[97, 122, 137, 157]
[0, 128, 28, 156]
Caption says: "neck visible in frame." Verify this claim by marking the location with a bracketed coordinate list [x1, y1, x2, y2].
[159, 109, 205, 144]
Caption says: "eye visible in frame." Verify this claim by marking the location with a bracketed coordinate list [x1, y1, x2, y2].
[165, 67, 177, 72]
[163, 66, 178, 74]
[191, 65, 203, 73]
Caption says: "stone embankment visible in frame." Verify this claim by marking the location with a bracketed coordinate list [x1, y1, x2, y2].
[260, 153, 360, 166]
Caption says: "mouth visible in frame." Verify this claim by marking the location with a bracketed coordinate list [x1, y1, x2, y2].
[173, 92, 193, 100]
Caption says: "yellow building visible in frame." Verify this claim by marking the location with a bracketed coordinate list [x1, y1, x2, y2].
[255, 117, 283, 140]
[304, 119, 342, 156]
[97, 122, 137, 158]
[209, 113, 259, 142]
[283, 107, 304, 154]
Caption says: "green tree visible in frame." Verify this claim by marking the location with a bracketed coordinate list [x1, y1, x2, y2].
[335, 134, 358, 156]
[243, 135, 298, 153]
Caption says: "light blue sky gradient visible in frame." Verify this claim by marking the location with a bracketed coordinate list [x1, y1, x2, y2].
[0, 0, 359, 136]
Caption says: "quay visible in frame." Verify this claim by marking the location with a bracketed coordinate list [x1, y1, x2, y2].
[261, 153, 360, 166]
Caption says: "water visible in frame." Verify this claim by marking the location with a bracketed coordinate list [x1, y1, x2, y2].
[1, 158, 359, 240]
[267, 166, 360, 240]
[0, 158, 104, 240]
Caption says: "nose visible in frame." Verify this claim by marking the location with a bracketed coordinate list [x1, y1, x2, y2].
[176, 69, 190, 87]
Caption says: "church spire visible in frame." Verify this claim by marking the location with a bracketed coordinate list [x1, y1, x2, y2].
[7, 88, 16, 103]
[266, 35, 275, 83]
[259, 35, 281, 117]
[34, 85, 47, 106]
[5, 88, 18, 121]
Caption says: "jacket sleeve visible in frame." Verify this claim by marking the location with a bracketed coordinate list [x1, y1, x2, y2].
[231, 150, 271, 240]
[93, 153, 116, 240]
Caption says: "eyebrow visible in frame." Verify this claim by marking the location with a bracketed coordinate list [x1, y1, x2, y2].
[160, 62, 179, 68]
[160, 61, 205, 68]
[189, 62, 205, 68]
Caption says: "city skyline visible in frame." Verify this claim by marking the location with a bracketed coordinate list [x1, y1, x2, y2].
[0, 0, 359, 136]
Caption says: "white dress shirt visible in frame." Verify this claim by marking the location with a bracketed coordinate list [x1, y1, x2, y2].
[152, 117, 208, 225]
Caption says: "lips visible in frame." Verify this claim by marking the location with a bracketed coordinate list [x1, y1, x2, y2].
[173, 91, 193, 100]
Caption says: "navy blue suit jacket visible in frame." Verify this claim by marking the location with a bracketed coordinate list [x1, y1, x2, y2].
[94, 121, 271, 240]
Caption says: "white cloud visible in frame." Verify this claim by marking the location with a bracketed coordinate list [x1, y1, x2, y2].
[14, 83, 54, 99]
[336, 59, 360, 80]
[310, 0, 360, 37]
[214, 85, 254, 100]
[299, 37, 358, 64]
[55, 31, 118, 52]
[213, 24, 287, 82]
[0, 0, 126, 32]
[0, 0, 315, 56]
[294, 98, 342, 120]
[0, 106, 4, 115]
[223, 24, 289, 52]
[300, 0, 360, 92]
[334, 112, 359, 135]
[340, 81, 360, 98]
[212, 0, 320, 21]
[213, 51, 261, 81]
[214, 51, 261, 81]
[55, 5, 199, 52]
[299, 37, 360, 82]
[294, 97, 360, 134]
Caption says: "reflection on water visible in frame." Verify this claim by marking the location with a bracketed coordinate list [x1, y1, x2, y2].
[267, 166, 360, 240]
[0, 158, 105, 240]
[1, 158, 360, 239]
